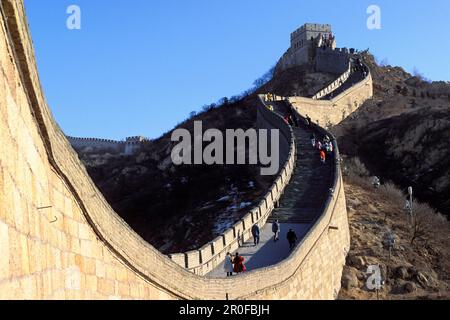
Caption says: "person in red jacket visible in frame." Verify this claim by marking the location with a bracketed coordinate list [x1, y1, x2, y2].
[233, 253, 247, 273]
[320, 150, 326, 164]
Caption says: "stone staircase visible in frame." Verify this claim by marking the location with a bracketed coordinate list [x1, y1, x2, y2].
[267, 101, 334, 224]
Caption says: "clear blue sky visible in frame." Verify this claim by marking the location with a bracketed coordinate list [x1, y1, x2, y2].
[24, 0, 450, 140]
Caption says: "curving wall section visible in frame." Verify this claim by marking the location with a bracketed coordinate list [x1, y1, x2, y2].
[169, 96, 297, 276]
[0, 0, 363, 300]
[312, 62, 351, 100]
[289, 70, 373, 127]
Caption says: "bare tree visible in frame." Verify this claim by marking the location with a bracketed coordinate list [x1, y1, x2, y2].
[410, 202, 434, 245]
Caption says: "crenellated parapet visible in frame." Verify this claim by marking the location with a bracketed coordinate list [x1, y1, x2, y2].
[66, 135, 150, 155]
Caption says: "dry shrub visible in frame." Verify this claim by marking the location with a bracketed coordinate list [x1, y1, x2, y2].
[410, 201, 448, 245]
[378, 182, 405, 211]
[343, 157, 372, 189]
[347, 157, 370, 177]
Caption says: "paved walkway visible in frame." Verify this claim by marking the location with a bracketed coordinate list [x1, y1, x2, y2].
[207, 223, 310, 278]
[208, 100, 334, 277]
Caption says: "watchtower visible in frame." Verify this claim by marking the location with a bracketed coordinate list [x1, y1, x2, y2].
[276, 23, 338, 73]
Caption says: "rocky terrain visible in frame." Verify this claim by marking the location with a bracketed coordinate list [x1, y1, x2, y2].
[333, 53, 450, 218]
[332, 53, 450, 299]
[339, 159, 450, 300]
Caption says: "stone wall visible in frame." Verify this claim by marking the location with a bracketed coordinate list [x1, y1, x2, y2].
[312, 62, 352, 100]
[66, 137, 125, 153]
[169, 96, 297, 276]
[289, 71, 373, 127]
[0, 0, 358, 300]
[315, 47, 350, 75]
[66, 136, 149, 155]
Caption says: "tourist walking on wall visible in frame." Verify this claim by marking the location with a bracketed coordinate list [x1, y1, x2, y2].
[224, 252, 234, 277]
[310, 134, 316, 148]
[233, 253, 246, 274]
[288, 114, 297, 127]
[320, 150, 326, 164]
[251, 224, 261, 246]
[305, 115, 312, 127]
[316, 140, 323, 151]
[287, 229, 298, 250]
[288, 115, 295, 127]
[272, 220, 280, 242]
[325, 141, 333, 154]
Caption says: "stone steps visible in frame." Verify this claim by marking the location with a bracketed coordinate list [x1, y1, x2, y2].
[267, 101, 334, 224]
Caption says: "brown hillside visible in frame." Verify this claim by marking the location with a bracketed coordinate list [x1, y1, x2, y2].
[339, 165, 450, 300]
[333, 53, 450, 217]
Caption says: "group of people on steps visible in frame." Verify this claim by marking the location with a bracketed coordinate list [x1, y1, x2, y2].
[310, 131, 333, 164]
[223, 101, 333, 277]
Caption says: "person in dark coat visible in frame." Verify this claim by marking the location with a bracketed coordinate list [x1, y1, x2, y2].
[288, 115, 295, 127]
[287, 229, 298, 250]
[305, 115, 312, 126]
[272, 220, 280, 242]
[310, 133, 316, 147]
[293, 115, 300, 127]
[251, 224, 260, 246]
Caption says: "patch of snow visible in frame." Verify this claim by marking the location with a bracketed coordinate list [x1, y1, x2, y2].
[226, 201, 252, 212]
[239, 202, 252, 209]
[217, 196, 231, 202]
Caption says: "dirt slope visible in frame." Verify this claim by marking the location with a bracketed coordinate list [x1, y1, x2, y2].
[333, 53, 450, 217]
[339, 174, 450, 300]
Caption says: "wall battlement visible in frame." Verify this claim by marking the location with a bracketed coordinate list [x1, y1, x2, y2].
[291, 23, 332, 39]
[66, 135, 150, 155]
[277, 23, 349, 75]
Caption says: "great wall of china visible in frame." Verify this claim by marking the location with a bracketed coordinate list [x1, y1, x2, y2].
[0, 0, 373, 299]
[66, 136, 150, 155]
